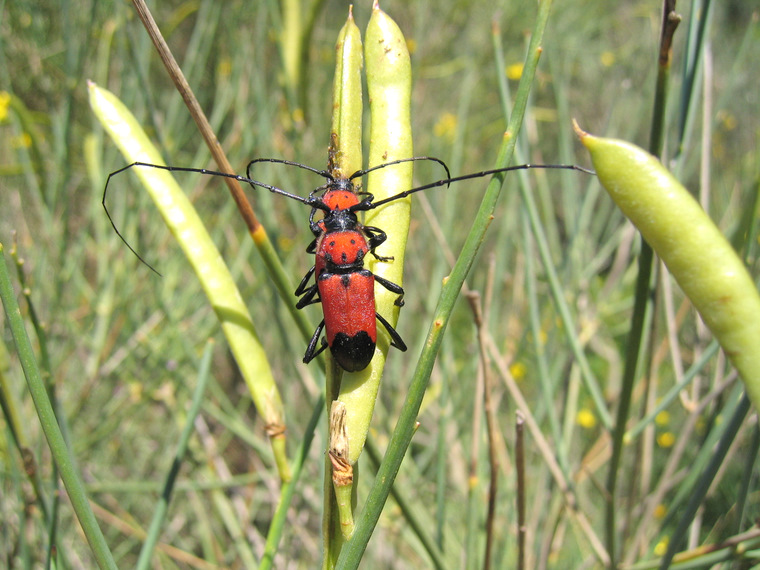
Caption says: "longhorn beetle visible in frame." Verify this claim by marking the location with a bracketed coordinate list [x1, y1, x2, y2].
[104, 157, 593, 371]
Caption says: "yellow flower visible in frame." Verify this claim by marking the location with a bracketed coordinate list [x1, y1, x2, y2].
[506, 63, 523, 80]
[128, 381, 143, 402]
[509, 361, 527, 381]
[576, 408, 597, 429]
[654, 537, 668, 556]
[0, 91, 11, 122]
[433, 112, 457, 142]
[653, 504, 666, 519]
[217, 56, 232, 78]
[655, 410, 670, 426]
[657, 432, 675, 448]
[600, 51, 615, 67]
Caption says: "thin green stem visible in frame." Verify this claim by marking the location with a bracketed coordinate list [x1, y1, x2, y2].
[136, 339, 215, 570]
[605, 245, 656, 566]
[365, 439, 448, 570]
[658, 392, 751, 569]
[605, 2, 681, 563]
[0, 243, 117, 570]
[261, 394, 325, 570]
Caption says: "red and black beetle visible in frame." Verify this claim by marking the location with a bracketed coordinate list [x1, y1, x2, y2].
[246, 156, 449, 372]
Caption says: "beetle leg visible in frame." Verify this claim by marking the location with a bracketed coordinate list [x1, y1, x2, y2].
[376, 312, 407, 352]
[364, 225, 393, 262]
[374, 274, 405, 307]
[295, 265, 316, 296]
[303, 319, 328, 363]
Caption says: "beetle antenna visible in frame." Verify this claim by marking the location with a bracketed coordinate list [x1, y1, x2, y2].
[247, 157, 334, 180]
[370, 163, 595, 208]
[102, 161, 321, 273]
[348, 156, 451, 183]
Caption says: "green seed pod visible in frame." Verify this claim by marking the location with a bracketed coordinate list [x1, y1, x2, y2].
[575, 122, 760, 411]
[330, 8, 363, 180]
[89, 81, 290, 480]
[364, 1, 414, 293]
[327, 10, 363, 543]
[334, 2, 415, 468]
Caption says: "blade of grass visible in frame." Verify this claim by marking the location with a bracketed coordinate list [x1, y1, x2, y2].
[261, 394, 325, 570]
[606, 2, 682, 564]
[136, 339, 215, 570]
[492, 19, 611, 432]
[658, 390, 751, 569]
[0, 242, 117, 570]
[364, 437, 448, 569]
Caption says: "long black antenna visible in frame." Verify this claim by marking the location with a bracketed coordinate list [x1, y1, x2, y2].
[247, 157, 333, 180]
[348, 156, 451, 182]
[369, 163, 595, 208]
[102, 161, 315, 275]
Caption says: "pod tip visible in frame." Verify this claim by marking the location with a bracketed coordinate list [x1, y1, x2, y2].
[572, 118, 587, 140]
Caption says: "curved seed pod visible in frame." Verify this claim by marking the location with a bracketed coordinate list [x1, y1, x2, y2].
[363, 1, 414, 294]
[335, 2, 415, 468]
[327, 9, 363, 543]
[89, 82, 290, 481]
[575, 122, 760, 411]
[330, 8, 363, 180]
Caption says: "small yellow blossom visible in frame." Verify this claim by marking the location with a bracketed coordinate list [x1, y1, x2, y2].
[278, 235, 296, 253]
[406, 38, 417, 55]
[0, 91, 11, 122]
[655, 410, 670, 426]
[657, 432, 675, 448]
[654, 537, 669, 556]
[128, 381, 144, 402]
[506, 63, 523, 81]
[653, 504, 666, 519]
[576, 408, 597, 429]
[600, 51, 615, 67]
[718, 110, 737, 130]
[152, 381, 176, 407]
[509, 361, 527, 381]
[217, 57, 232, 78]
[433, 112, 457, 142]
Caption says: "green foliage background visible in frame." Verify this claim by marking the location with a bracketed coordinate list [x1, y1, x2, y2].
[1, 0, 759, 567]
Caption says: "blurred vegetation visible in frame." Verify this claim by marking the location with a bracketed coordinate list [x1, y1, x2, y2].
[1, 0, 759, 567]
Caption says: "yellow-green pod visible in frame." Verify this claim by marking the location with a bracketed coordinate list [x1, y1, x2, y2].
[334, 2, 414, 468]
[575, 122, 760, 411]
[326, 9, 364, 544]
[89, 81, 291, 481]
[330, 8, 363, 180]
